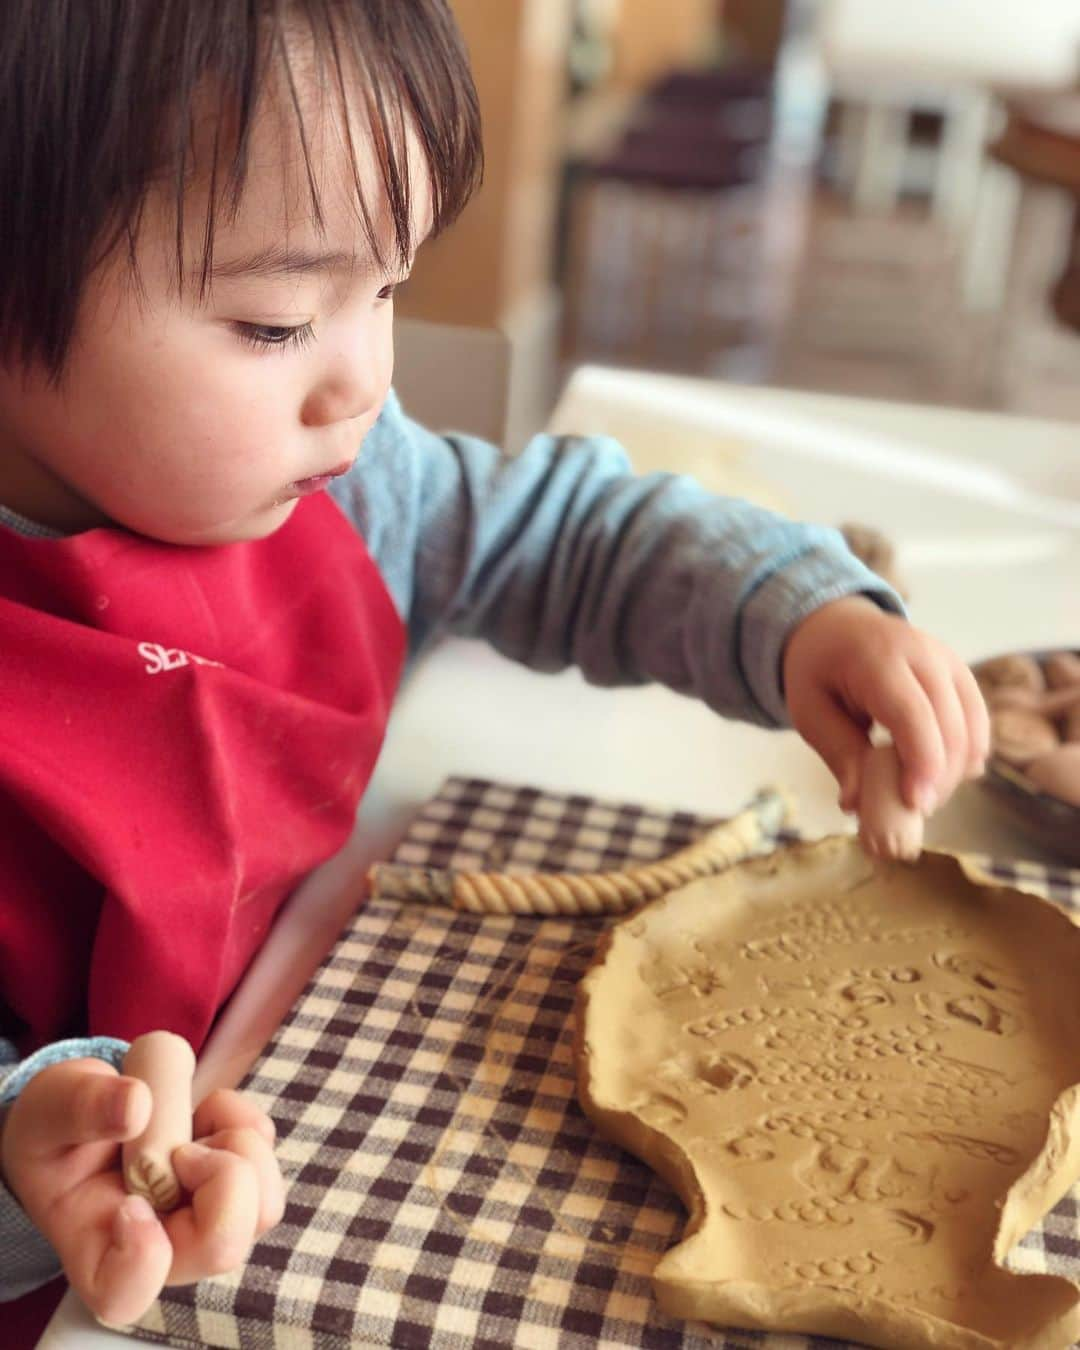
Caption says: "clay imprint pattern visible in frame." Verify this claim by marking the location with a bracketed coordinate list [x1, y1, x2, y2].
[577, 838, 1080, 1350]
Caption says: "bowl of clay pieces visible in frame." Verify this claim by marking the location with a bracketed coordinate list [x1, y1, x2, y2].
[973, 648, 1080, 864]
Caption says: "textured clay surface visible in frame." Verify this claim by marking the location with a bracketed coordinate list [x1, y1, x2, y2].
[575, 838, 1080, 1350]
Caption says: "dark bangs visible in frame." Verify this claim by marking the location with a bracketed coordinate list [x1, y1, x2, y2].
[0, 0, 483, 376]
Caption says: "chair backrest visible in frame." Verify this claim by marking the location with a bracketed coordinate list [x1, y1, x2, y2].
[392, 318, 511, 446]
[820, 0, 1080, 87]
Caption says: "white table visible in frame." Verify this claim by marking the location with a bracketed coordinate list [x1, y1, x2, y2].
[40, 367, 1080, 1347]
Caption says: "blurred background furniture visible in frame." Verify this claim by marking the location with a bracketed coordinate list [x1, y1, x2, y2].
[772, 0, 1080, 408]
[394, 0, 1080, 434]
[992, 91, 1080, 328]
[395, 0, 573, 449]
[977, 92, 1080, 418]
[815, 0, 1080, 223]
[393, 319, 512, 446]
[562, 61, 775, 379]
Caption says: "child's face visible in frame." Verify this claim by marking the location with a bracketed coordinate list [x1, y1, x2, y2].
[0, 83, 429, 545]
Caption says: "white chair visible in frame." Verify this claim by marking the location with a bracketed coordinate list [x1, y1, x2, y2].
[821, 0, 1080, 213]
[393, 311, 562, 452]
[393, 318, 511, 446]
[799, 0, 1080, 309]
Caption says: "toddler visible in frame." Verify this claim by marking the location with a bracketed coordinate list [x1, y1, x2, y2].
[0, 0, 988, 1339]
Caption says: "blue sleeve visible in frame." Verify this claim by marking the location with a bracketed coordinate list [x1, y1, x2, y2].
[0, 1036, 128, 1301]
[329, 389, 904, 728]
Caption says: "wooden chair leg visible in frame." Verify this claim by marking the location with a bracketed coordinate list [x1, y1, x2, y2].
[852, 103, 909, 213]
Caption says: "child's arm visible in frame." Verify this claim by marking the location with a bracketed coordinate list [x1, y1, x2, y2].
[0, 1040, 284, 1323]
[336, 391, 900, 725]
[334, 392, 984, 811]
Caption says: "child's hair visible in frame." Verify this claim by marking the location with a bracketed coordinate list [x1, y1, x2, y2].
[0, 0, 482, 378]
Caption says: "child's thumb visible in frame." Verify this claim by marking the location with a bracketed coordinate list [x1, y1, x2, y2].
[17, 1062, 151, 1155]
[73, 1073, 152, 1144]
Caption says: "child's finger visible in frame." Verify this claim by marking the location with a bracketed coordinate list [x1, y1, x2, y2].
[911, 661, 969, 806]
[164, 1141, 261, 1284]
[193, 1089, 276, 1146]
[53, 1193, 172, 1328]
[956, 663, 991, 773]
[869, 667, 946, 813]
[196, 1126, 286, 1233]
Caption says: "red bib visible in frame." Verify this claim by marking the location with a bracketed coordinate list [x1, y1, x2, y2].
[0, 494, 404, 1054]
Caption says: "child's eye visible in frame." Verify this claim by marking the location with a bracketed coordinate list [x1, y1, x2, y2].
[233, 321, 315, 352]
[376, 282, 399, 302]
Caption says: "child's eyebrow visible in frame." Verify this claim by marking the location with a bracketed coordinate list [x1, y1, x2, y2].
[211, 244, 389, 281]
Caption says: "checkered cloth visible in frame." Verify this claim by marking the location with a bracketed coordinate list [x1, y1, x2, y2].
[123, 777, 1080, 1350]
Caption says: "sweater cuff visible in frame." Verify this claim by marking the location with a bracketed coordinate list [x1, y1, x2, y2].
[739, 538, 906, 727]
[0, 1176, 63, 1301]
[0, 1037, 129, 1300]
[0, 1037, 129, 1105]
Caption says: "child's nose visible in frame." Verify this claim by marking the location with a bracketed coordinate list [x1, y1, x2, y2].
[301, 357, 381, 427]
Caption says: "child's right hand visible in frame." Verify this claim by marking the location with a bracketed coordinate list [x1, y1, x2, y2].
[0, 1055, 285, 1326]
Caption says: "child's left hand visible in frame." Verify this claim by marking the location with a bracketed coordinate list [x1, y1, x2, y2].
[1, 1058, 285, 1326]
[783, 596, 990, 816]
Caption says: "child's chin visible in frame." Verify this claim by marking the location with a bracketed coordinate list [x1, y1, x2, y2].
[243, 497, 301, 540]
[152, 498, 300, 548]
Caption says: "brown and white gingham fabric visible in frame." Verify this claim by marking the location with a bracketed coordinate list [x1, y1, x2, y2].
[124, 776, 1080, 1350]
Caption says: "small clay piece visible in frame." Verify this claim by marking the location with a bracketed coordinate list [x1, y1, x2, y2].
[1043, 652, 1080, 690]
[121, 1031, 196, 1212]
[987, 684, 1080, 719]
[575, 839, 1080, 1349]
[975, 653, 1046, 698]
[368, 789, 791, 916]
[1038, 653, 1080, 744]
[1026, 745, 1080, 807]
[857, 743, 924, 862]
[979, 652, 1080, 766]
[989, 706, 1059, 766]
[839, 522, 909, 599]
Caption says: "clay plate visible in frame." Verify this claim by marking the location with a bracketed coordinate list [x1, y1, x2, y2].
[575, 837, 1080, 1350]
[972, 648, 1080, 866]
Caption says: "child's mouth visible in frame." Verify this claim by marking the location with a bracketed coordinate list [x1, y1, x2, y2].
[289, 462, 353, 496]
